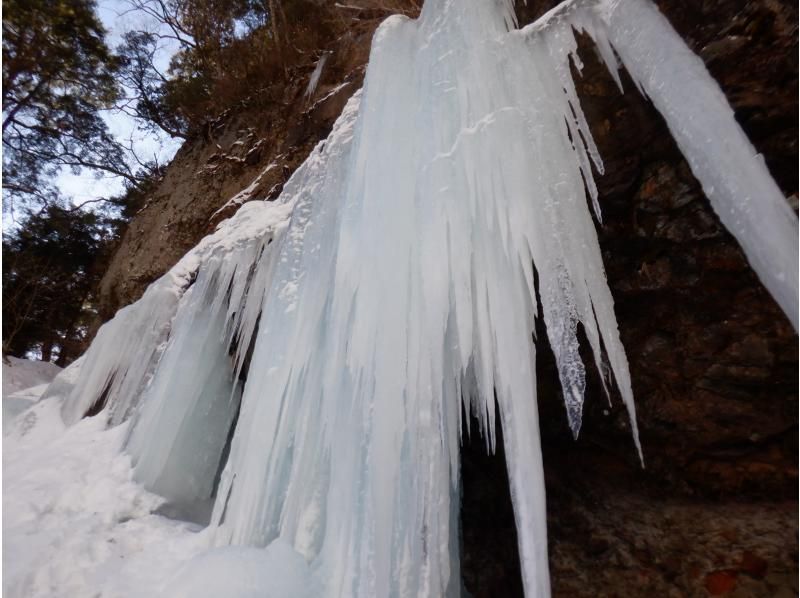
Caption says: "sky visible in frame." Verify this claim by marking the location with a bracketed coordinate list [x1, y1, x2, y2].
[53, 0, 184, 207]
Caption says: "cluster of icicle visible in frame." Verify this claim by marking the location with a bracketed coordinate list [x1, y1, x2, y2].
[48, 0, 797, 596]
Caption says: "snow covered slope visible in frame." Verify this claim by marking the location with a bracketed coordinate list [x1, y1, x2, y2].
[2, 400, 320, 598]
[4, 401, 188, 598]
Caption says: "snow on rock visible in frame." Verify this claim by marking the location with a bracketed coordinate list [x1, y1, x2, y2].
[210, 162, 277, 220]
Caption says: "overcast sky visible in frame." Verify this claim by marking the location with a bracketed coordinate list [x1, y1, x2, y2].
[54, 0, 183, 207]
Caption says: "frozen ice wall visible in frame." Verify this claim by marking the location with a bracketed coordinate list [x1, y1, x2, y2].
[57, 198, 293, 430]
[52, 0, 797, 597]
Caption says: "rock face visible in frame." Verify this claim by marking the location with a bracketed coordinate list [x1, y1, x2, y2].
[96, 18, 380, 320]
[97, 1, 797, 596]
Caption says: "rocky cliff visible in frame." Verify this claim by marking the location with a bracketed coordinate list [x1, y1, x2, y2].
[97, 1, 797, 596]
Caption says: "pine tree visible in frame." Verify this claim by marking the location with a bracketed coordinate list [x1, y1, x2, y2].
[2, 206, 111, 363]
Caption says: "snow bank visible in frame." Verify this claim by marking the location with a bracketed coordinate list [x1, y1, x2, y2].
[2, 356, 61, 398]
[3, 357, 62, 435]
[3, 399, 210, 598]
[3, 384, 50, 434]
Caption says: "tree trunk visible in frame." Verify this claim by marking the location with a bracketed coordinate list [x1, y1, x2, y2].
[41, 340, 52, 363]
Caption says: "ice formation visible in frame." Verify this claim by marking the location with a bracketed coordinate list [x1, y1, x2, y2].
[51, 0, 798, 596]
[305, 51, 331, 99]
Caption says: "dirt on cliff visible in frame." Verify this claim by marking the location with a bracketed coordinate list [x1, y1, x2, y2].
[96, 1, 798, 596]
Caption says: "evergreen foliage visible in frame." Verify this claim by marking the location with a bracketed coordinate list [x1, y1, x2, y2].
[2, 206, 113, 363]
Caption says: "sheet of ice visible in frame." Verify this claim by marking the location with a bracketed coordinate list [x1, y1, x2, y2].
[125, 285, 242, 512]
[122, 98, 357, 512]
[125, 221, 281, 509]
[210, 2, 796, 594]
[57, 268, 192, 427]
[212, 4, 623, 597]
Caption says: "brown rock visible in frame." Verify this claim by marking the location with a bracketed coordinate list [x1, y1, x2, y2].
[705, 570, 738, 595]
[737, 551, 768, 580]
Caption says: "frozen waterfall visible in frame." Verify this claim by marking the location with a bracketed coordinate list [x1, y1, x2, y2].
[50, 0, 798, 596]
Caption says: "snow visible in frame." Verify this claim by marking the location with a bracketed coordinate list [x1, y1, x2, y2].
[4, 384, 49, 433]
[2, 356, 62, 398]
[310, 81, 352, 110]
[210, 162, 277, 220]
[3, 398, 210, 598]
[162, 540, 321, 598]
[3, 357, 62, 435]
[9, 0, 797, 597]
[3, 396, 315, 598]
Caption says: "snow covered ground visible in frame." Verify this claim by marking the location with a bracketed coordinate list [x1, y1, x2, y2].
[3, 358, 195, 596]
[3, 361, 318, 597]
[4, 400, 197, 597]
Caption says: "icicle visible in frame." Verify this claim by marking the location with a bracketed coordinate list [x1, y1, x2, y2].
[601, 0, 798, 329]
[521, 0, 798, 330]
[305, 52, 331, 100]
[58, 200, 293, 427]
[59, 267, 192, 427]
[124, 220, 285, 511]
